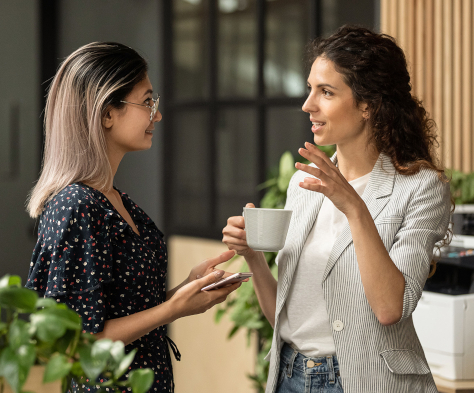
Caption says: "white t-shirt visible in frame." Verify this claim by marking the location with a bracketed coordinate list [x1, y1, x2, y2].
[279, 172, 371, 357]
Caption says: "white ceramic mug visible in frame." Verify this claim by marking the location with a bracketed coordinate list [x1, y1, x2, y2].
[243, 208, 293, 252]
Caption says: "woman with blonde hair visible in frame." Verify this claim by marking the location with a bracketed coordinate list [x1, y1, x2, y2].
[26, 42, 241, 393]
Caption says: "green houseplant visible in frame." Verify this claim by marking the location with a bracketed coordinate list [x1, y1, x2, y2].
[448, 169, 474, 205]
[0, 274, 153, 393]
[216, 145, 336, 392]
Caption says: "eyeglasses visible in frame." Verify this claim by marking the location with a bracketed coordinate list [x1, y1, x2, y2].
[120, 93, 160, 122]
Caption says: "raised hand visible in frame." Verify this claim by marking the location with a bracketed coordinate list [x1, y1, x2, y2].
[296, 142, 364, 218]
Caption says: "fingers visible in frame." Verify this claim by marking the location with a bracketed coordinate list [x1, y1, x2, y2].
[298, 144, 336, 175]
[212, 281, 241, 300]
[245, 203, 255, 208]
[295, 163, 330, 184]
[205, 250, 236, 269]
[197, 270, 225, 287]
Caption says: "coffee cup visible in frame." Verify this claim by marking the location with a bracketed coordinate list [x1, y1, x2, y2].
[243, 208, 293, 252]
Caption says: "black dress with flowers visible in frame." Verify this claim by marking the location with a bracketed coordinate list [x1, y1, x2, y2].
[26, 183, 179, 393]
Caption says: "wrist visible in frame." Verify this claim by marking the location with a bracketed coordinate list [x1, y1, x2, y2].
[165, 296, 182, 323]
[346, 200, 369, 222]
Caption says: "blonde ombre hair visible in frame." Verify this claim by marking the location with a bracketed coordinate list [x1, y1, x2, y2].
[27, 42, 148, 218]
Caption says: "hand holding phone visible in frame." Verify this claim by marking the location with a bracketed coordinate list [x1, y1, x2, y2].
[201, 272, 253, 291]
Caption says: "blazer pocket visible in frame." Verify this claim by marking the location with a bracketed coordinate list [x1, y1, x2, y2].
[375, 216, 404, 225]
[380, 349, 430, 375]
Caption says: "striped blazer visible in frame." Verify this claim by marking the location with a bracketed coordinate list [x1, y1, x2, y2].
[265, 152, 451, 393]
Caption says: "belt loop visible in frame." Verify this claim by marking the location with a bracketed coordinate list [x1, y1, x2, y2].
[287, 348, 298, 378]
[327, 355, 335, 384]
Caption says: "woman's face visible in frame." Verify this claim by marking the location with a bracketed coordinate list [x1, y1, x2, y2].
[104, 74, 162, 155]
[302, 57, 368, 148]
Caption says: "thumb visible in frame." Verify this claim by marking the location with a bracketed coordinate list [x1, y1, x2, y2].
[199, 269, 225, 286]
[245, 203, 255, 208]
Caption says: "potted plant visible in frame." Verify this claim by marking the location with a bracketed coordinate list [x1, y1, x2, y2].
[0, 274, 153, 393]
[216, 146, 336, 392]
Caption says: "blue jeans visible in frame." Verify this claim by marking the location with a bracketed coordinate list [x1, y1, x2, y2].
[276, 343, 344, 393]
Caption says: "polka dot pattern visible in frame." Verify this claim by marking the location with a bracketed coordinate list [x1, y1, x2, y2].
[27, 183, 175, 392]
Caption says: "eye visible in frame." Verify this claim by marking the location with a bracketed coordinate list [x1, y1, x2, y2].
[322, 89, 333, 97]
[144, 97, 152, 104]
[306, 84, 311, 92]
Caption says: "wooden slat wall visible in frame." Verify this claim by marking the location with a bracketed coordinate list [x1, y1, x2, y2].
[381, 0, 474, 172]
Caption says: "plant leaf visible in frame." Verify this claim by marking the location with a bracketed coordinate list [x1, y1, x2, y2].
[109, 341, 125, 364]
[114, 349, 136, 380]
[91, 339, 113, 362]
[0, 347, 20, 392]
[8, 319, 31, 350]
[78, 345, 107, 382]
[0, 287, 38, 312]
[35, 297, 58, 309]
[128, 368, 154, 393]
[30, 307, 81, 342]
[43, 353, 72, 383]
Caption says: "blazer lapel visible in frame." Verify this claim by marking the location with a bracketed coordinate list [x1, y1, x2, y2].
[322, 153, 396, 282]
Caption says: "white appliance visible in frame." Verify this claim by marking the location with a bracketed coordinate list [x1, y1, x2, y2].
[413, 204, 474, 381]
[413, 290, 474, 380]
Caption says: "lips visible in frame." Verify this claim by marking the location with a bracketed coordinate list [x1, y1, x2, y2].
[311, 120, 326, 134]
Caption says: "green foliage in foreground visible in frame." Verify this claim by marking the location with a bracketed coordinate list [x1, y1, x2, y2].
[215, 145, 336, 393]
[0, 275, 153, 393]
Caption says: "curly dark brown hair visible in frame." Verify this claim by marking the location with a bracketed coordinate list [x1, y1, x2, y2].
[306, 25, 453, 276]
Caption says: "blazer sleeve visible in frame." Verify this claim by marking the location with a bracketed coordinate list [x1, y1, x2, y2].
[391, 171, 451, 323]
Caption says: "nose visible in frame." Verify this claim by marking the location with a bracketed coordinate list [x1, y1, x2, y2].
[302, 93, 317, 114]
[152, 109, 162, 123]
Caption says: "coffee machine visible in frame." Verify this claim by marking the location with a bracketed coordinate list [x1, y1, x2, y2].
[412, 205, 474, 380]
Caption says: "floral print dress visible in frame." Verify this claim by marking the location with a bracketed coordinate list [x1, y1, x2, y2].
[26, 183, 180, 392]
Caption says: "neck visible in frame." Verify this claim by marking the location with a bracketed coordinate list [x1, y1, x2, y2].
[336, 142, 379, 182]
[105, 146, 125, 190]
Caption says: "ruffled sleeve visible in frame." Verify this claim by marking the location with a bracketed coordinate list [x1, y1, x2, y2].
[27, 186, 114, 333]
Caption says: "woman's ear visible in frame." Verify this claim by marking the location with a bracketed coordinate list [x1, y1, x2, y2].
[102, 108, 114, 129]
[360, 102, 370, 120]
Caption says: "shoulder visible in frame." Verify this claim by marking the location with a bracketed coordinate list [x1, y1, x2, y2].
[43, 183, 106, 221]
[394, 168, 449, 195]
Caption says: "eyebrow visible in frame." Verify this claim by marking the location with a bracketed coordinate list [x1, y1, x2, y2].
[307, 82, 338, 90]
[142, 89, 153, 97]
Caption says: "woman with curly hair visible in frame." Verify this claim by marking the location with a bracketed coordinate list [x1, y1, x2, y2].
[223, 25, 451, 393]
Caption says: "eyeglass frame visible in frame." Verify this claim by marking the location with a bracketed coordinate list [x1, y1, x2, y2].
[120, 94, 160, 122]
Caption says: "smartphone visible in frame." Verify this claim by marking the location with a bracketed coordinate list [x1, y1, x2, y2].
[201, 272, 253, 291]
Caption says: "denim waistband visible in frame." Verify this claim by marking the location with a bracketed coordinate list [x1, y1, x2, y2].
[280, 343, 340, 381]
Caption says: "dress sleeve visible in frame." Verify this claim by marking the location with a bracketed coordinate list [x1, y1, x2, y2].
[390, 172, 451, 323]
[27, 195, 114, 333]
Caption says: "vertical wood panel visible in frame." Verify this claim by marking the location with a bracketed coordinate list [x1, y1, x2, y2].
[415, 0, 425, 100]
[443, 0, 453, 168]
[462, 0, 472, 171]
[424, 0, 434, 117]
[381, 0, 474, 172]
[433, 0, 444, 163]
[453, 0, 462, 170]
[381, 0, 390, 33]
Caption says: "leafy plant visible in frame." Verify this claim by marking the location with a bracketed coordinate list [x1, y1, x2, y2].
[216, 145, 336, 392]
[448, 169, 474, 204]
[0, 275, 153, 393]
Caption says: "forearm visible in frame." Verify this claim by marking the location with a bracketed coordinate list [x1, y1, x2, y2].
[94, 300, 177, 345]
[244, 251, 278, 327]
[166, 278, 189, 301]
[348, 204, 405, 326]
